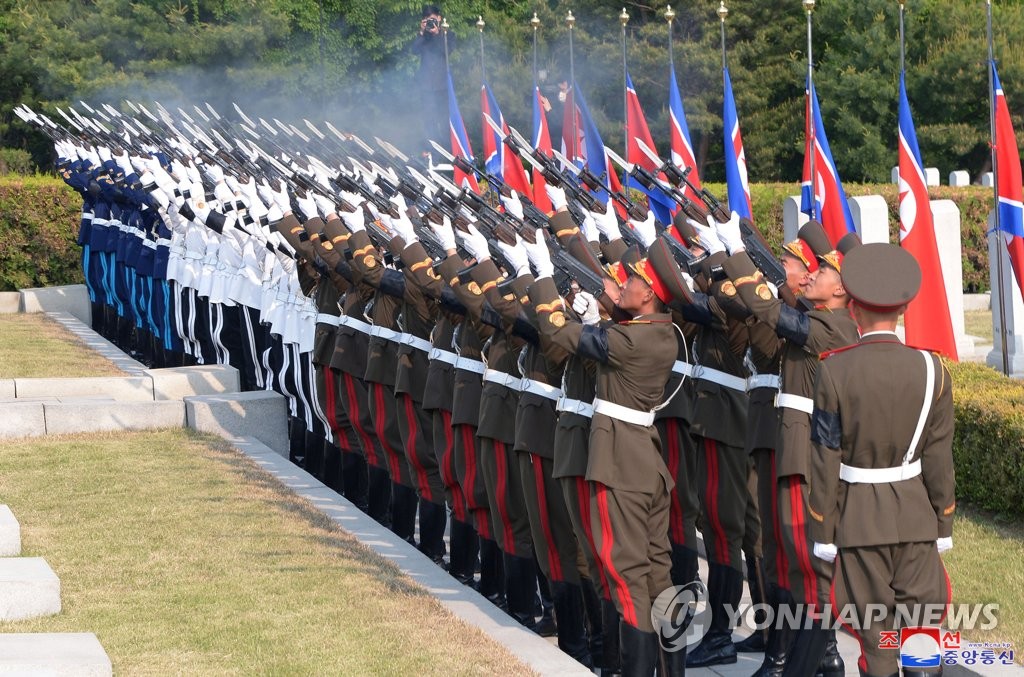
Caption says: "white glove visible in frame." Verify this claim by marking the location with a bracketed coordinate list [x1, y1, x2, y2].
[96, 145, 112, 163]
[501, 190, 525, 219]
[295, 193, 318, 221]
[629, 210, 658, 248]
[129, 154, 150, 174]
[239, 177, 262, 206]
[936, 537, 953, 554]
[496, 236, 531, 278]
[590, 200, 621, 242]
[430, 215, 457, 252]
[338, 190, 364, 210]
[714, 211, 745, 255]
[572, 290, 600, 325]
[382, 206, 417, 243]
[340, 207, 366, 233]
[213, 181, 235, 206]
[545, 183, 568, 211]
[812, 542, 838, 563]
[681, 272, 696, 293]
[204, 162, 225, 186]
[580, 210, 600, 243]
[457, 223, 490, 262]
[267, 182, 291, 213]
[522, 234, 554, 279]
[113, 149, 133, 176]
[313, 193, 337, 218]
[687, 217, 726, 256]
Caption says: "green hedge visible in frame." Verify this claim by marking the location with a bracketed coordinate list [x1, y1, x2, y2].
[0, 176, 999, 292]
[948, 361, 1024, 518]
[0, 176, 84, 291]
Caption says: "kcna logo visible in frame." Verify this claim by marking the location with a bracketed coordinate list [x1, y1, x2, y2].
[651, 581, 711, 652]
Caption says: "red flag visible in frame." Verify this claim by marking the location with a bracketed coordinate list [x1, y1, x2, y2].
[532, 86, 553, 213]
[992, 62, 1024, 295]
[898, 73, 957, 360]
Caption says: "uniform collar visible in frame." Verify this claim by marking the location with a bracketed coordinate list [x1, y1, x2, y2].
[859, 330, 902, 344]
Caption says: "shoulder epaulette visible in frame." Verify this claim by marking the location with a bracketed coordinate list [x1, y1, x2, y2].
[819, 343, 860, 360]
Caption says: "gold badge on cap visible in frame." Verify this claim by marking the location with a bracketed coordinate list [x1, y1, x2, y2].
[756, 283, 772, 300]
[549, 311, 566, 327]
[468, 281, 483, 296]
[721, 280, 737, 297]
[363, 255, 377, 269]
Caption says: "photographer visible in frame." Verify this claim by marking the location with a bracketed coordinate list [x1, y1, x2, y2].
[410, 4, 454, 147]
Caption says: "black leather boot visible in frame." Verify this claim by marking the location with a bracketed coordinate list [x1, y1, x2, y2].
[303, 430, 324, 479]
[814, 628, 845, 677]
[620, 623, 658, 677]
[503, 553, 538, 629]
[389, 483, 418, 544]
[602, 598, 623, 675]
[341, 451, 368, 510]
[534, 567, 557, 637]
[686, 563, 741, 668]
[781, 617, 829, 677]
[580, 578, 604, 667]
[670, 544, 700, 587]
[321, 440, 342, 492]
[416, 499, 447, 563]
[477, 538, 505, 608]
[365, 465, 391, 526]
[551, 582, 593, 668]
[448, 518, 478, 585]
[660, 642, 688, 677]
[753, 586, 796, 677]
[735, 557, 768, 652]
[288, 418, 306, 467]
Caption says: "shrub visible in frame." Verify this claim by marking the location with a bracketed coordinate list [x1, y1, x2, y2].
[0, 176, 84, 291]
[0, 148, 34, 176]
[947, 360, 1024, 518]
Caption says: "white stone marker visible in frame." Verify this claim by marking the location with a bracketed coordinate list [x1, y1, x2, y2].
[891, 166, 900, 184]
[982, 172, 995, 187]
[924, 168, 940, 186]
[986, 212, 1024, 375]
[783, 195, 809, 244]
[949, 170, 971, 187]
[0, 506, 20, 557]
[930, 200, 974, 358]
[850, 195, 890, 244]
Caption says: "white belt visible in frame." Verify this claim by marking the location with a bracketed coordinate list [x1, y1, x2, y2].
[93, 218, 109, 227]
[672, 361, 694, 377]
[316, 313, 341, 327]
[428, 347, 458, 366]
[401, 332, 432, 353]
[455, 356, 486, 374]
[592, 398, 655, 427]
[143, 239, 157, 250]
[156, 238, 171, 248]
[483, 368, 524, 391]
[748, 374, 781, 391]
[521, 378, 562, 401]
[81, 212, 94, 221]
[775, 393, 814, 414]
[556, 396, 594, 418]
[338, 314, 372, 335]
[693, 365, 748, 392]
[839, 460, 922, 484]
[369, 325, 401, 342]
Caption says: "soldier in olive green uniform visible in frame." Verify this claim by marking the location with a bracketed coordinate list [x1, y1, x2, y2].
[804, 243, 955, 677]
[719, 220, 860, 677]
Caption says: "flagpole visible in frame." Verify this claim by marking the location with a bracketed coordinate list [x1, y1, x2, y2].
[621, 7, 630, 178]
[567, 10, 577, 162]
[898, 1, 905, 75]
[718, 2, 728, 71]
[477, 16, 486, 85]
[442, 17, 450, 68]
[666, 5, 675, 68]
[987, 0, 1010, 375]
[804, 0, 817, 221]
[532, 12, 540, 87]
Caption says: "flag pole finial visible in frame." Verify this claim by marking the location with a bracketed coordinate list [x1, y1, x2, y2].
[802, 0, 815, 13]
[665, 5, 675, 22]
[565, 10, 575, 28]
[476, 15, 484, 31]
[531, 12, 540, 30]
[620, 7, 630, 26]
[718, 2, 729, 22]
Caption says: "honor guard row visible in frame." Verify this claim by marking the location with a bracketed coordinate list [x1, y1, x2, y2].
[32, 101, 955, 677]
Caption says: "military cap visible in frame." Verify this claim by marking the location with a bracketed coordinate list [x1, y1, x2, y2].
[626, 236, 693, 305]
[607, 244, 643, 286]
[782, 220, 830, 273]
[819, 231, 862, 273]
[840, 243, 921, 311]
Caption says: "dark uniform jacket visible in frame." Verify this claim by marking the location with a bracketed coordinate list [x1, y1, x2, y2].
[807, 333, 956, 548]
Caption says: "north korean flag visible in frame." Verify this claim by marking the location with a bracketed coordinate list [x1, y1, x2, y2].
[898, 71, 958, 360]
[992, 62, 1024, 296]
[446, 70, 479, 193]
[481, 83, 532, 200]
[801, 79, 855, 244]
[669, 63, 702, 202]
[723, 66, 753, 222]
[532, 85, 554, 213]
[625, 70, 675, 225]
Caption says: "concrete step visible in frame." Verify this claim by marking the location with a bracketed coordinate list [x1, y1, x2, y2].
[0, 633, 112, 676]
[0, 557, 60, 621]
[185, 391, 289, 457]
[0, 506, 20, 557]
[145, 365, 239, 400]
[42, 400, 186, 435]
[14, 376, 154, 402]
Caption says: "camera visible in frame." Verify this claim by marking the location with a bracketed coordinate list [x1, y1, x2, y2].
[424, 18, 438, 30]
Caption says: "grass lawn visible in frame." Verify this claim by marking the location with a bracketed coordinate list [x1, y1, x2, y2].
[944, 505, 1024, 659]
[0, 429, 531, 676]
[964, 309, 994, 343]
[0, 313, 122, 378]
